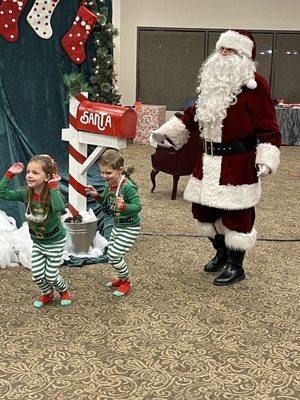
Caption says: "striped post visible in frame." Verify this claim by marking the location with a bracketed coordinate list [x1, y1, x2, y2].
[62, 93, 127, 216]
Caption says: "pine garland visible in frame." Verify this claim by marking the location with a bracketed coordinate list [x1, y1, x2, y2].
[85, 0, 121, 104]
[63, 73, 90, 98]
[63, 0, 121, 105]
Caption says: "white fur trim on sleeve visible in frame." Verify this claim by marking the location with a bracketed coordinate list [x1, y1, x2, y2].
[149, 116, 190, 151]
[149, 134, 158, 148]
[256, 143, 280, 174]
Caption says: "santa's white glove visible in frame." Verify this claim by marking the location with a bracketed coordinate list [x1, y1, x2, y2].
[149, 129, 166, 148]
[257, 164, 271, 178]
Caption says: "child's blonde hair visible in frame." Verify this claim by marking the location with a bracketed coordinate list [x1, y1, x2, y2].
[98, 149, 124, 170]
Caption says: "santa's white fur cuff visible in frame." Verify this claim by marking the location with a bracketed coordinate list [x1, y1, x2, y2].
[149, 116, 190, 151]
[224, 226, 257, 251]
[256, 143, 280, 174]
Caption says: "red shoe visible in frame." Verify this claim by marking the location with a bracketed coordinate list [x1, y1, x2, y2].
[59, 290, 72, 306]
[34, 292, 54, 308]
[113, 280, 131, 297]
[106, 278, 122, 289]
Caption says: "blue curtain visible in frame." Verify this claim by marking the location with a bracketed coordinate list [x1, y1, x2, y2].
[0, 0, 113, 256]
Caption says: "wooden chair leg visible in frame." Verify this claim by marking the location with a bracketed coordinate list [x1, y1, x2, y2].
[150, 169, 159, 192]
[171, 175, 180, 200]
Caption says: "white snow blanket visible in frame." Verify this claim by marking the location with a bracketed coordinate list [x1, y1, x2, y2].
[0, 210, 32, 269]
[0, 209, 108, 269]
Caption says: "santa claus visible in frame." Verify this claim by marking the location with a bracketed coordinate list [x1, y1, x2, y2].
[150, 29, 281, 286]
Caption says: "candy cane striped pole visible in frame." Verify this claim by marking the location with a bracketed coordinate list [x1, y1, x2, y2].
[62, 92, 127, 216]
[62, 92, 89, 216]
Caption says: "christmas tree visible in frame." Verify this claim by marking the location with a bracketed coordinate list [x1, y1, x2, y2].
[64, 0, 121, 105]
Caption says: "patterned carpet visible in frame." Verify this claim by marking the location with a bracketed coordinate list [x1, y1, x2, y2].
[0, 145, 299, 399]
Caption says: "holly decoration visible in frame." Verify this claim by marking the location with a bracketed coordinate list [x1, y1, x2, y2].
[65, 213, 83, 223]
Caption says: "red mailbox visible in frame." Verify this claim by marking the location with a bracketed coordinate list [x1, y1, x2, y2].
[73, 100, 137, 139]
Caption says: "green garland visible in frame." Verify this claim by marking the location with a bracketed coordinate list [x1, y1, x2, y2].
[64, 1, 121, 105]
[63, 73, 90, 98]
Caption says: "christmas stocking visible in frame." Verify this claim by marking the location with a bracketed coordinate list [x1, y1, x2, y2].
[27, 0, 61, 39]
[61, 5, 96, 64]
[0, 0, 28, 42]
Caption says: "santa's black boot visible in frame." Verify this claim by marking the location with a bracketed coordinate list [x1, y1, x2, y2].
[213, 249, 246, 286]
[203, 234, 228, 272]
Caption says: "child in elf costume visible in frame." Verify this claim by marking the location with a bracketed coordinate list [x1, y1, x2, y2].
[85, 149, 142, 297]
[0, 155, 71, 308]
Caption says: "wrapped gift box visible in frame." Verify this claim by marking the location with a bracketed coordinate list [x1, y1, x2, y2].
[134, 104, 166, 144]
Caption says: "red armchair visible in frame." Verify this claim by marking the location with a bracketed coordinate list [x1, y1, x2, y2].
[150, 130, 202, 199]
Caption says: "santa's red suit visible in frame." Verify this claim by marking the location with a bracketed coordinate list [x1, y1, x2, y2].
[151, 71, 281, 250]
[150, 29, 281, 285]
[179, 71, 280, 246]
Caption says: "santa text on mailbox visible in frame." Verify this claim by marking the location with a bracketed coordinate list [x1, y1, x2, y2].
[79, 110, 112, 132]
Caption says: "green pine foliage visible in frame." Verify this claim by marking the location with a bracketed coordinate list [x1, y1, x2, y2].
[63, 73, 90, 98]
[86, 0, 121, 104]
[63, 1, 121, 105]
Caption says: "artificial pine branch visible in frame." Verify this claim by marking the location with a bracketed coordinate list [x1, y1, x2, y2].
[85, 0, 121, 104]
[63, 73, 90, 97]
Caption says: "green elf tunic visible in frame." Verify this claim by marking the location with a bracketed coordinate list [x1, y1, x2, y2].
[98, 178, 142, 227]
[0, 173, 66, 244]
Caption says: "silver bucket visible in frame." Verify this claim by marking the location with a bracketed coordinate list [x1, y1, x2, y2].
[64, 220, 98, 254]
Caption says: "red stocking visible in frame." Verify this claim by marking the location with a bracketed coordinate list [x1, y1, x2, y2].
[0, 0, 28, 42]
[61, 5, 96, 64]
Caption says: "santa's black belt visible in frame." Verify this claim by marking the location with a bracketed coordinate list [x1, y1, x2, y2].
[202, 136, 257, 156]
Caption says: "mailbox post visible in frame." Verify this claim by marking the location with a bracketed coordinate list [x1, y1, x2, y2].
[62, 93, 137, 216]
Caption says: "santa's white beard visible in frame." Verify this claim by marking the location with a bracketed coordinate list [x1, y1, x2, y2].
[195, 51, 256, 141]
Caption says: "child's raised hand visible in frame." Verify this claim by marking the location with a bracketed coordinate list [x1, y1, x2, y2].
[8, 162, 24, 175]
[85, 185, 98, 198]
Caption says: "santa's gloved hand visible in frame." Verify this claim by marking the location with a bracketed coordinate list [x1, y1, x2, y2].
[257, 164, 271, 178]
[149, 129, 166, 146]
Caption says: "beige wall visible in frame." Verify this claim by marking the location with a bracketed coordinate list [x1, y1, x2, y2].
[113, 0, 300, 106]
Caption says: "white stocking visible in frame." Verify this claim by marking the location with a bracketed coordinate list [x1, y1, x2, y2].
[26, 0, 61, 39]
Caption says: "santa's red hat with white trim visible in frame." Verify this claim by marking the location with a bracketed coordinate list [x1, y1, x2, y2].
[216, 29, 257, 89]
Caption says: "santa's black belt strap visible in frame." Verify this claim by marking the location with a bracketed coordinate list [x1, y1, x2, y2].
[202, 136, 257, 156]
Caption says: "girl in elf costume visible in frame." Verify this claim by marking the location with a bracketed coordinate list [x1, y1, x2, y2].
[85, 149, 142, 297]
[0, 155, 71, 308]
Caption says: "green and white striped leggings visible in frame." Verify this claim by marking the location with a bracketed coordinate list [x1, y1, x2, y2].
[31, 237, 68, 295]
[107, 226, 140, 280]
